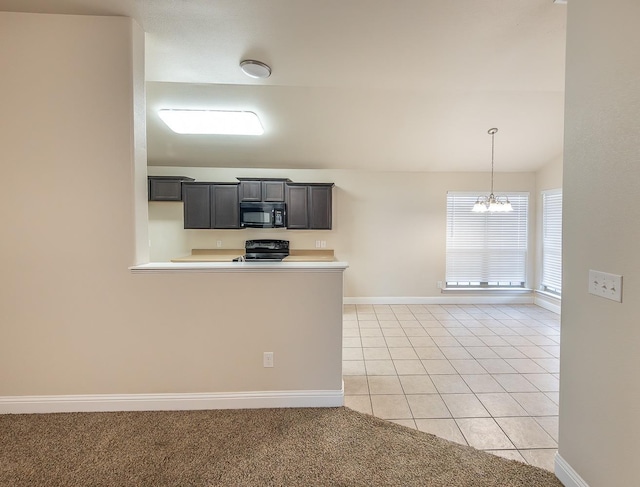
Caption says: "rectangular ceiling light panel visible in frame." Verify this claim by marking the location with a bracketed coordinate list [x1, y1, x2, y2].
[158, 109, 264, 135]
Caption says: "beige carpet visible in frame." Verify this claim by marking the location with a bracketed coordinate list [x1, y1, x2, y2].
[0, 407, 562, 486]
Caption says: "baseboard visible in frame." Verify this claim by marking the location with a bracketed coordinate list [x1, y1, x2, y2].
[344, 295, 534, 305]
[555, 453, 590, 487]
[0, 388, 344, 414]
[534, 291, 562, 314]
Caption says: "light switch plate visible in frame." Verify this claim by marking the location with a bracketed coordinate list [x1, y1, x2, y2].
[263, 352, 274, 368]
[588, 270, 623, 302]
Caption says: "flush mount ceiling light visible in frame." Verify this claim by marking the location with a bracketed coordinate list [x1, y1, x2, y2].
[158, 109, 264, 135]
[240, 59, 271, 79]
[472, 128, 513, 213]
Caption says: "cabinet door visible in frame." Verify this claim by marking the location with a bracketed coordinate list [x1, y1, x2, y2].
[148, 178, 183, 201]
[309, 185, 333, 230]
[183, 184, 211, 229]
[211, 184, 240, 229]
[239, 180, 262, 201]
[285, 185, 309, 229]
[262, 181, 285, 202]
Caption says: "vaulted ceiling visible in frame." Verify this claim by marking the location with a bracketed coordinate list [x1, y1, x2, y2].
[0, 0, 567, 172]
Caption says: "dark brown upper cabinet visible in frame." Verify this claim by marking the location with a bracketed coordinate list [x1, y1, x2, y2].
[182, 182, 240, 229]
[211, 184, 240, 229]
[238, 178, 289, 202]
[148, 176, 194, 201]
[285, 185, 309, 229]
[238, 179, 262, 202]
[308, 184, 333, 229]
[285, 183, 334, 230]
[182, 183, 211, 228]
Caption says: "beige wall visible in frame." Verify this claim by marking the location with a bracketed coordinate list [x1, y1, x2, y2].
[0, 12, 341, 400]
[536, 157, 563, 193]
[149, 166, 538, 298]
[534, 157, 563, 291]
[559, 1, 640, 485]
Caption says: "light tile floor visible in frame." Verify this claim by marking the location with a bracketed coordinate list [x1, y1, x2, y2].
[343, 303, 560, 472]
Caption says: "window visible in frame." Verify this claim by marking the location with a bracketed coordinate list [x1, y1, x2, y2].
[541, 189, 562, 295]
[446, 192, 529, 288]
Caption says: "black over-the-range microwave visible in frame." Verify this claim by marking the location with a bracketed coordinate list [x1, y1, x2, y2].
[239, 202, 286, 228]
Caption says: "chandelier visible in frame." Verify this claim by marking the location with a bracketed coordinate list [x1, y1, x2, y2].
[472, 128, 513, 213]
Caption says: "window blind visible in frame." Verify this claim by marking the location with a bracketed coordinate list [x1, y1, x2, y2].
[446, 192, 529, 286]
[541, 189, 562, 294]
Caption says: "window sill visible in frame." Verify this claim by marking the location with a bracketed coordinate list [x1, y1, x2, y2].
[441, 287, 533, 294]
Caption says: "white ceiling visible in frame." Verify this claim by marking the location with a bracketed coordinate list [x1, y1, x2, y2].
[0, 0, 567, 172]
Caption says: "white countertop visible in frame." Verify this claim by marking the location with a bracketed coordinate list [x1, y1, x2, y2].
[130, 261, 349, 273]
[170, 248, 337, 263]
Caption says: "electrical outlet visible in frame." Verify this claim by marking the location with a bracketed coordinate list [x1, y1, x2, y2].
[216, 240, 222, 248]
[437, 281, 443, 289]
[588, 270, 623, 302]
[315, 240, 321, 248]
[263, 352, 274, 368]
[320, 240, 326, 248]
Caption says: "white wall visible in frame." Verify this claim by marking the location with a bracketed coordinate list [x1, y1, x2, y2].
[149, 166, 538, 299]
[0, 12, 341, 401]
[558, 1, 640, 485]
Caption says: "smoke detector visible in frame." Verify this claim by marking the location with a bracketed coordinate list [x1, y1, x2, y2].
[240, 60, 271, 79]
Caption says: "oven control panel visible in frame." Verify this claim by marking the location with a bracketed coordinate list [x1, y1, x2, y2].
[245, 239, 289, 251]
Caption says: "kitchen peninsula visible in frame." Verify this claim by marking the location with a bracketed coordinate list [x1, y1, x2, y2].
[129, 256, 348, 409]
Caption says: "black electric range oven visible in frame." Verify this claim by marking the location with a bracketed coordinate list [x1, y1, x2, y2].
[239, 239, 290, 262]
